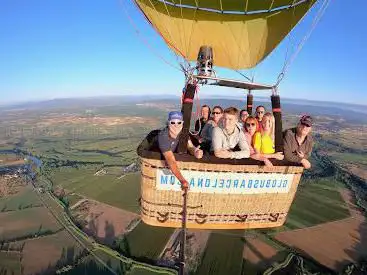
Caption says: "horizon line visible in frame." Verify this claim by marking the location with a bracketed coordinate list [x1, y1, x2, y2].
[1, 93, 366, 108]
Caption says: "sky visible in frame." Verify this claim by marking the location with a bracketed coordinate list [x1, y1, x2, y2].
[1, 0, 366, 105]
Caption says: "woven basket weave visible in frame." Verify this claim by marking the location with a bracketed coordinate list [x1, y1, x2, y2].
[139, 157, 303, 230]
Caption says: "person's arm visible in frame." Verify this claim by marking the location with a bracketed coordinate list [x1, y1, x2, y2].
[283, 130, 302, 163]
[304, 136, 314, 159]
[187, 139, 203, 159]
[229, 131, 250, 159]
[162, 151, 188, 189]
[260, 152, 284, 160]
[158, 130, 188, 189]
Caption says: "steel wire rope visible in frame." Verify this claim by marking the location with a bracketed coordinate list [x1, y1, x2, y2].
[119, 0, 182, 71]
[274, 0, 331, 88]
[132, 0, 189, 69]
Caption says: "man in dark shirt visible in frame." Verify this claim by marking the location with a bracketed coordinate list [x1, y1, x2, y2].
[158, 111, 203, 189]
[283, 115, 314, 169]
[194, 105, 211, 135]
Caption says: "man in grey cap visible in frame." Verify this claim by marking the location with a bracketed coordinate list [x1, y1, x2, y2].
[158, 111, 203, 189]
[283, 115, 314, 169]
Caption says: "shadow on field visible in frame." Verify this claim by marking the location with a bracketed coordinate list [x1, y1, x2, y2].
[34, 246, 122, 275]
[84, 216, 117, 247]
[339, 218, 367, 272]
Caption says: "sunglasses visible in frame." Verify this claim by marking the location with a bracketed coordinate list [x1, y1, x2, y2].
[213, 112, 222, 115]
[246, 123, 256, 127]
[301, 123, 311, 127]
[256, 111, 264, 114]
[170, 121, 183, 125]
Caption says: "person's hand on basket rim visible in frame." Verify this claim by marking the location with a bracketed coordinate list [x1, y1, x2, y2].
[180, 179, 189, 190]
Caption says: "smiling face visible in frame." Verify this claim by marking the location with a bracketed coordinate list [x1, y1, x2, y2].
[256, 106, 265, 121]
[262, 115, 273, 132]
[245, 117, 257, 135]
[223, 113, 238, 132]
[168, 119, 183, 138]
[297, 123, 312, 137]
[240, 111, 249, 123]
[212, 107, 223, 123]
[201, 106, 210, 121]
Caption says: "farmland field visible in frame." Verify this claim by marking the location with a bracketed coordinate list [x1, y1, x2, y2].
[195, 232, 244, 275]
[0, 207, 62, 242]
[0, 252, 21, 275]
[1, 97, 367, 274]
[280, 177, 350, 231]
[11, 230, 85, 275]
[124, 222, 174, 260]
[0, 186, 42, 212]
[51, 168, 141, 213]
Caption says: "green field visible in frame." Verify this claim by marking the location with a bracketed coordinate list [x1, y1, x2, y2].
[284, 177, 350, 230]
[51, 168, 141, 213]
[124, 223, 174, 260]
[66, 193, 83, 207]
[330, 152, 367, 166]
[0, 252, 21, 275]
[196, 232, 244, 275]
[0, 207, 62, 242]
[0, 186, 42, 212]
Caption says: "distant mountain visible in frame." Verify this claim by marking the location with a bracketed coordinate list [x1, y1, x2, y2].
[0, 95, 180, 111]
[1, 95, 365, 123]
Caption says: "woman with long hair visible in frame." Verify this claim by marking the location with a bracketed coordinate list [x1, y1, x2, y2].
[250, 113, 284, 165]
[200, 106, 223, 139]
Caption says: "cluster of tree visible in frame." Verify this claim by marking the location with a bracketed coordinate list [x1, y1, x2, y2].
[1, 226, 62, 244]
[342, 258, 367, 275]
[265, 253, 367, 275]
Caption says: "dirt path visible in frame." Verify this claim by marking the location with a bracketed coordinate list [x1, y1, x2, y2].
[274, 188, 367, 271]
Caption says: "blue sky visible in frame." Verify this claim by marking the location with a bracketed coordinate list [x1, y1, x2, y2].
[1, 0, 366, 105]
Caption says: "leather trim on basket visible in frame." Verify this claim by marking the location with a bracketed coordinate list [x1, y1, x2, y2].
[141, 198, 203, 209]
[157, 212, 169, 223]
[236, 214, 248, 222]
[269, 213, 280, 222]
[195, 214, 207, 224]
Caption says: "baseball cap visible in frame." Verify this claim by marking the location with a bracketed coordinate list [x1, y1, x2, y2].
[168, 111, 183, 121]
[300, 115, 312, 127]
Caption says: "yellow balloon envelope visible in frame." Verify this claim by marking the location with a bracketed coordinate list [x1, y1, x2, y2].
[134, 0, 317, 69]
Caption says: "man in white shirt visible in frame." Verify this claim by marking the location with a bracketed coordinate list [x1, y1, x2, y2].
[212, 107, 250, 159]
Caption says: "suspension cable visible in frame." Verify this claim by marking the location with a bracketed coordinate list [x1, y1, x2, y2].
[274, 0, 330, 88]
[119, 0, 184, 72]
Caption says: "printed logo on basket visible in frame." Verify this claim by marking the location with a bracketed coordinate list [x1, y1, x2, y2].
[156, 169, 294, 194]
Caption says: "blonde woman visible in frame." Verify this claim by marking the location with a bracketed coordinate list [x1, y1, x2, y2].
[244, 116, 273, 167]
[253, 112, 283, 161]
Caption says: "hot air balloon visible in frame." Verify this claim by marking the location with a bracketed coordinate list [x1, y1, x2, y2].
[134, 0, 324, 230]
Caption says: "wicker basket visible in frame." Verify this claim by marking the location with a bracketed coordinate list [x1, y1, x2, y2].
[139, 156, 303, 230]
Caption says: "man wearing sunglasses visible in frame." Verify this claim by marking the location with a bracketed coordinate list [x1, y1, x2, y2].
[283, 115, 314, 169]
[158, 111, 203, 189]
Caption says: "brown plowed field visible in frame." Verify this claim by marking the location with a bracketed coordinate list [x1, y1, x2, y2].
[243, 236, 279, 268]
[275, 189, 367, 271]
[73, 200, 139, 245]
[0, 176, 26, 197]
